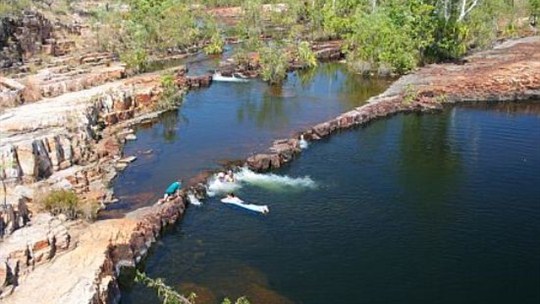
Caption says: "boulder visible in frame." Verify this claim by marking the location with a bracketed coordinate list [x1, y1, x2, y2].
[14, 142, 36, 181]
[246, 154, 272, 171]
[312, 122, 331, 138]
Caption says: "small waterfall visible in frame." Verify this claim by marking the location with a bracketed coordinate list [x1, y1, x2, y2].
[299, 134, 309, 149]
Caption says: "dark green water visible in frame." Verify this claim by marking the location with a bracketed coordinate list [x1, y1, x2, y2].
[106, 64, 390, 215]
[121, 102, 540, 304]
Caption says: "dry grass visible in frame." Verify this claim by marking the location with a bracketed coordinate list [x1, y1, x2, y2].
[21, 77, 43, 103]
[34, 188, 98, 221]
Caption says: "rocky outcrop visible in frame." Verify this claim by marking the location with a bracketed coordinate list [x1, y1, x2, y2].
[0, 195, 31, 238]
[0, 193, 188, 304]
[0, 64, 198, 239]
[0, 11, 55, 69]
[0, 213, 70, 298]
[37, 65, 126, 99]
[312, 40, 344, 61]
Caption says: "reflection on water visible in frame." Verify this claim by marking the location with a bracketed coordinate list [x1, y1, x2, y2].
[121, 102, 540, 304]
[159, 110, 181, 142]
[399, 111, 461, 204]
[105, 63, 391, 217]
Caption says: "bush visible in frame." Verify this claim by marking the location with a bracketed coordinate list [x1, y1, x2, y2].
[259, 45, 289, 84]
[157, 73, 182, 110]
[120, 47, 149, 74]
[203, 32, 224, 55]
[135, 270, 251, 304]
[293, 41, 317, 68]
[40, 189, 80, 219]
[39, 189, 98, 220]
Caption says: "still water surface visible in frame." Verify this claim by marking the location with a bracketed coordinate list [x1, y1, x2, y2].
[121, 102, 540, 304]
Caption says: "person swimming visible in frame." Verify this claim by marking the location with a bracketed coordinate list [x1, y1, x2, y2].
[224, 170, 235, 183]
[217, 172, 226, 182]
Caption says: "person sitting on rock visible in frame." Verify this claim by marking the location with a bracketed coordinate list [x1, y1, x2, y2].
[163, 179, 182, 200]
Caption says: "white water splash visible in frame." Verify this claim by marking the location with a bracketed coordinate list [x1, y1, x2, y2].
[299, 134, 309, 150]
[234, 167, 317, 191]
[206, 177, 241, 197]
[212, 73, 249, 83]
[188, 193, 202, 206]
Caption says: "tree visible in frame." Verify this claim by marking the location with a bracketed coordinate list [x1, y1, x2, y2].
[235, 0, 264, 50]
[345, 0, 435, 74]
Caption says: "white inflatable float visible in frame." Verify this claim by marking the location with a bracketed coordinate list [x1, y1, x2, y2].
[221, 197, 269, 214]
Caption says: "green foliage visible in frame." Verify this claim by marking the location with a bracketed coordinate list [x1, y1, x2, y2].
[0, 0, 31, 17]
[135, 270, 195, 304]
[120, 47, 149, 74]
[346, 1, 435, 74]
[39, 189, 97, 220]
[233, 49, 253, 67]
[531, 0, 540, 16]
[259, 44, 289, 84]
[157, 73, 182, 110]
[235, 0, 264, 50]
[221, 296, 251, 304]
[95, 0, 223, 72]
[203, 32, 224, 55]
[426, 18, 470, 61]
[135, 270, 251, 304]
[342, 0, 530, 74]
[293, 41, 317, 68]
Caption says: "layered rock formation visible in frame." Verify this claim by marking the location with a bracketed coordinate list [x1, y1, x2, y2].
[0, 213, 70, 297]
[0, 11, 79, 70]
[0, 66, 215, 239]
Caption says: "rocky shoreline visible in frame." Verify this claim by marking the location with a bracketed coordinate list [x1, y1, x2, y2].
[0, 36, 539, 303]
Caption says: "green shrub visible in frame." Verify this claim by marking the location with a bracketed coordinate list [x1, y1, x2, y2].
[41, 189, 80, 220]
[203, 32, 224, 55]
[38, 189, 99, 221]
[259, 45, 288, 84]
[120, 47, 149, 74]
[157, 73, 182, 110]
[293, 41, 317, 68]
[135, 270, 251, 304]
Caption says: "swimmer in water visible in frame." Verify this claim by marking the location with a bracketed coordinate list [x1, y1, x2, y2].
[217, 172, 226, 182]
[224, 170, 235, 183]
